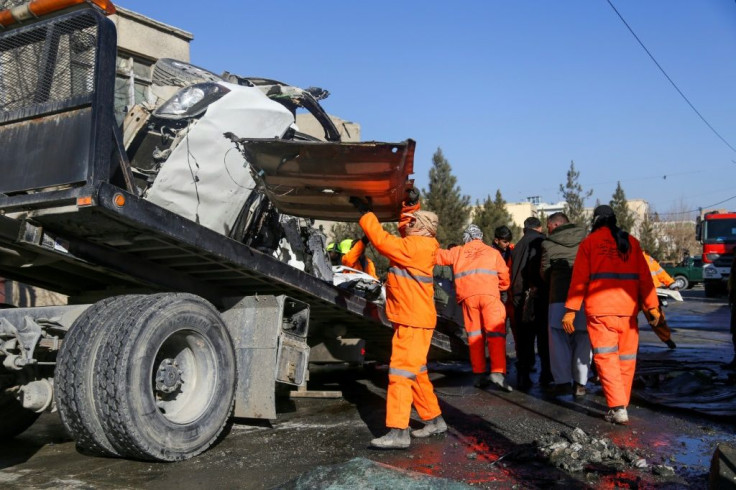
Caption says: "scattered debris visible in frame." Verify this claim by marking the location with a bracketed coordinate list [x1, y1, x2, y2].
[535, 427, 648, 474]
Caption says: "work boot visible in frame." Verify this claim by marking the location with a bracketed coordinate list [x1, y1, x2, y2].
[489, 372, 513, 392]
[604, 407, 629, 425]
[370, 428, 410, 449]
[573, 383, 587, 398]
[473, 373, 490, 388]
[665, 339, 677, 349]
[411, 415, 448, 438]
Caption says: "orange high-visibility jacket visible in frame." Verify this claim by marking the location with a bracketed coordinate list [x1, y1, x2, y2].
[565, 227, 658, 316]
[360, 209, 438, 328]
[643, 252, 674, 288]
[341, 240, 378, 279]
[435, 240, 509, 303]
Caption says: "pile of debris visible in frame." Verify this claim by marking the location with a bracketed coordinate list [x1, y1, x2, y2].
[535, 428, 648, 473]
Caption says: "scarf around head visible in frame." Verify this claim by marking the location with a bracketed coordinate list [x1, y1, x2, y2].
[409, 210, 438, 237]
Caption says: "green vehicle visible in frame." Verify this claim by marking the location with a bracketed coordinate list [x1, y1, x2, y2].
[664, 256, 703, 290]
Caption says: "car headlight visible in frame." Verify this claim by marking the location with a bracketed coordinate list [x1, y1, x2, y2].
[155, 82, 230, 119]
[705, 253, 720, 262]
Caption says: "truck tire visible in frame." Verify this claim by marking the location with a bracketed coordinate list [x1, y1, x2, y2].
[705, 282, 719, 298]
[674, 275, 689, 290]
[94, 293, 235, 461]
[0, 384, 40, 439]
[55, 295, 141, 456]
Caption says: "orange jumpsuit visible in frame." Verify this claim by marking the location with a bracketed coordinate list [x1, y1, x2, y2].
[341, 240, 378, 279]
[643, 252, 674, 343]
[436, 240, 510, 374]
[565, 228, 657, 408]
[359, 203, 441, 429]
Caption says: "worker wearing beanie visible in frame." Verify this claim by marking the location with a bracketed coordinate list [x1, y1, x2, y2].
[563, 205, 659, 425]
[350, 188, 445, 449]
[436, 224, 512, 391]
[642, 250, 678, 349]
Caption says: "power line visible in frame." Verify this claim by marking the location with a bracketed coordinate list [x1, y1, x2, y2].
[606, 0, 736, 153]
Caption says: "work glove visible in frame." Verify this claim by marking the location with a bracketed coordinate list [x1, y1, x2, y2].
[668, 282, 679, 290]
[647, 308, 661, 327]
[561, 310, 576, 334]
[349, 196, 372, 215]
[405, 187, 420, 206]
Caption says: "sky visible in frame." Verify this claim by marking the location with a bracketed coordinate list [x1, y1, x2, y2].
[117, 0, 736, 219]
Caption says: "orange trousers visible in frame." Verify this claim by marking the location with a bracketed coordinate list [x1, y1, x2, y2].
[461, 295, 507, 374]
[587, 315, 638, 408]
[386, 324, 442, 429]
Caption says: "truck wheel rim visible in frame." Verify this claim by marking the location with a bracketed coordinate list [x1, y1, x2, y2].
[151, 329, 216, 424]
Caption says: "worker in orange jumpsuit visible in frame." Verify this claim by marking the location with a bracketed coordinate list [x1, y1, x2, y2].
[350, 189, 445, 449]
[436, 224, 512, 391]
[643, 251, 677, 349]
[341, 237, 378, 279]
[563, 205, 659, 425]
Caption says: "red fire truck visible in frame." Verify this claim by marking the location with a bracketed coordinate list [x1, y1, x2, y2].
[696, 211, 736, 297]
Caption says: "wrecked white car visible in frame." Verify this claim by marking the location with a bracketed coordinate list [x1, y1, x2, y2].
[122, 59, 414, 287]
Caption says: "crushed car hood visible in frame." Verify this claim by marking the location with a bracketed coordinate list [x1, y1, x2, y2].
[234, 139, 415, 222]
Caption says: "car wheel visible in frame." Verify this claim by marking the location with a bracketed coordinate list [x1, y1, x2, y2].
[674, 275, 688, 290]
[55, 295, 141, 456]
[94, 293, 235, 461]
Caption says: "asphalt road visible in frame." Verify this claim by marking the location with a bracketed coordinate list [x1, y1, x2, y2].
[1, 288, 734, 489]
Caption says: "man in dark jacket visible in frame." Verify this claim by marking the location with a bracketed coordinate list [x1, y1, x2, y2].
[511, 217, 551, 390]
[540, 212, 591, 396]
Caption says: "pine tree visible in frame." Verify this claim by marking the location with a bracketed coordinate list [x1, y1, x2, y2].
[471, 190, 522, 244]
[559, 160, 592, 227]
[609, 181, 636, 233]
[422, 148, 471, 247]
[636, 214, 663, 259]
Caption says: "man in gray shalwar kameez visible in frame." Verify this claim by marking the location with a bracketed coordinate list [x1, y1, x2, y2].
[540, 212, 591, 396]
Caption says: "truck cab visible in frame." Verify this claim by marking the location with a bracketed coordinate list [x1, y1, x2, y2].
[696, 211, 736, 297]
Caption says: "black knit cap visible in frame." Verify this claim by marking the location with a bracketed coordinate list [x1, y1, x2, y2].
[593, 205, 615, 218]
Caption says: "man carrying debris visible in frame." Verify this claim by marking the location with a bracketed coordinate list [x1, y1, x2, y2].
[341, 237, 378, 279]
[435, 224, 512, 391]
[540, 212, 591, 397]
[350, 189, 446, 449]
[642, 250, 678, 349]
[563, 205, 659, 425]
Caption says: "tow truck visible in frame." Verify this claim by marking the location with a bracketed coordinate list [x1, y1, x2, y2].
[0, 0, 464, 461]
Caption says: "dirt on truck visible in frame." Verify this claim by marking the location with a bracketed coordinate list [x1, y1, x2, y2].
[0, 0, 465, 462]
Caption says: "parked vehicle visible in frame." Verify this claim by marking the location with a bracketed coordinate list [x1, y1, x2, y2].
[0, 0, 465, 461]
[663, 256, 703, 290]
[696, 211, 736, 297]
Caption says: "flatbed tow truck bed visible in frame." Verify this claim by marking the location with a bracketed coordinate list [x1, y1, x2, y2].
[0, 181, 462, 360]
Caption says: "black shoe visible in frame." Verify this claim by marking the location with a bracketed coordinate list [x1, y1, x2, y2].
[516, 372, 532, 391]
[473, 373, 490, 388]
[665, 339, 677, 349]
[539, 373, 554, 387]
[543, 383, 571, 397]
